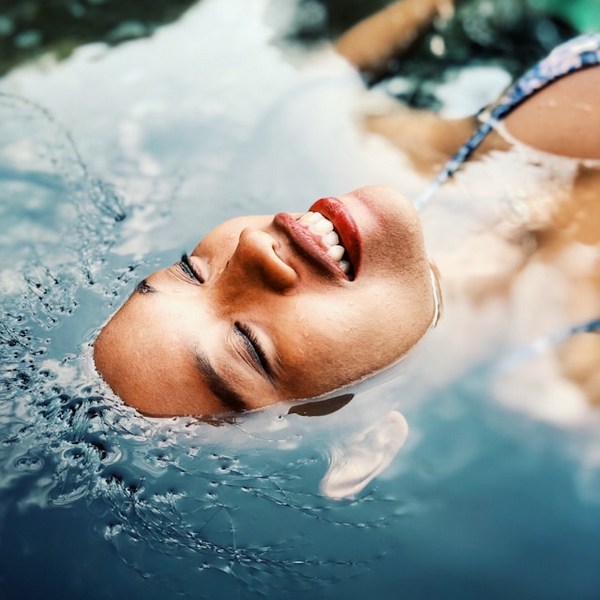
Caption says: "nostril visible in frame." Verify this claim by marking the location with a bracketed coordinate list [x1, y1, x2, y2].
[234, 228, 298, 292]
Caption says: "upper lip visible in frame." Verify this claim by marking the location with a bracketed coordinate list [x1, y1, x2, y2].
[273, 197, 361, 281]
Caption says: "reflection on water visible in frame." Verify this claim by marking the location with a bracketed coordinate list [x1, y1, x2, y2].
[0, 0, 599, 598]
[321, 410, 409, 499]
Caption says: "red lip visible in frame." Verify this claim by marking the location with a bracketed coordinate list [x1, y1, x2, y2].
[273, 213, 345, 280]
[309, 197, 362, 278]
[273, 197, 361, 281]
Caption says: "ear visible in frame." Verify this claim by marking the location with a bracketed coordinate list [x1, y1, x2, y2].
[287, 393, 354, 417]
[320, 410, 409, 500]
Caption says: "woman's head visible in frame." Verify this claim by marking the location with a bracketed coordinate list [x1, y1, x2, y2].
[93, 186, 437, 416]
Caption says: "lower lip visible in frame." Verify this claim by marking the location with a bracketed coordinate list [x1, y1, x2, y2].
[274, 212, 350, 280]
[309, 197, 361, 277]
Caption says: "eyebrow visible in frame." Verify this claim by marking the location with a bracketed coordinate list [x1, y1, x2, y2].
[195, 352, 249, 413]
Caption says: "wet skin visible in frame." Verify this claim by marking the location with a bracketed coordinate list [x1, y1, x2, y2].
[93, 186, 437, 417]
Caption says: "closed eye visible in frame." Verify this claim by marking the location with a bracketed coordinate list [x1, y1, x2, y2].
[178, 253, 204, 284]
[234, 322, 273, 380]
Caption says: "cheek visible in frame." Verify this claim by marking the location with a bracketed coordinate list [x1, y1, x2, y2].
[365, 206, 428, 282]
[339, 280, 431, 360]
[280, 296, 393, 391]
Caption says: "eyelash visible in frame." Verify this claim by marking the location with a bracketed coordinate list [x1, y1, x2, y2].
[235, 322, 271, 377]
[178, 253, 204, 284]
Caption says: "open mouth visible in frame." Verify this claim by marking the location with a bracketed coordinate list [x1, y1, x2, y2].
[308, 197, 361, 280]
[274, 197, 360, 281]
[295, 211, 353, 277]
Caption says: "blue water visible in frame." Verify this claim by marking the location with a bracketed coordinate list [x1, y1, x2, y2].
[1, 1, 599, 598]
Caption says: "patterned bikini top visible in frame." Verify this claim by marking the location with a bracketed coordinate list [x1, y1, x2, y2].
[414, 33, 600, 211]
[416, 33, 600, 353]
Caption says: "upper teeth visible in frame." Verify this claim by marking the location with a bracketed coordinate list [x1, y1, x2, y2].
[298, 211, 350, 274]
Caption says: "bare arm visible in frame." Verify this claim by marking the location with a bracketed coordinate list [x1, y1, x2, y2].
[364, 61, 600, 173]
[335, 0, 457, 74]
[364, 110, 481, 175]
[335, 0, 480, 173]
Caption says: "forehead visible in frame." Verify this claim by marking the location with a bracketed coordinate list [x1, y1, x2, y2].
[94, 293, 226, 414]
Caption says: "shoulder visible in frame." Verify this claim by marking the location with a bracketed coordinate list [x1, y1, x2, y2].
[505, 64, 600, 160]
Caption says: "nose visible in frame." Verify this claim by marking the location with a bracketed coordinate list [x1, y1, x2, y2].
[221, 227, 298, 294]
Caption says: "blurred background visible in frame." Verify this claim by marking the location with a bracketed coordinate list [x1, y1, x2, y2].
[1, 0, 598, 79]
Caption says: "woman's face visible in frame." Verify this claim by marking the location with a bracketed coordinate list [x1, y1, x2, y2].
[93, 186, 436, 417]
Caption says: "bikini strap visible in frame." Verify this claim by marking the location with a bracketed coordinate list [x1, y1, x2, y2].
[497, 318, 600, 373]
[414, 33, 600, 211]
[414, 35, 600, 365]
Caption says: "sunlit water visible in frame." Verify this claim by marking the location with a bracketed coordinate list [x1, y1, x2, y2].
[1, 1, 599, 598]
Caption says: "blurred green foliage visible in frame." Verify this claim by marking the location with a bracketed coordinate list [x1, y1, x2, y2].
[0, 0, 592, 77]
[530, 0, 600, 31]
[0, 0, 197, 75]
[290, 0, 580, 106]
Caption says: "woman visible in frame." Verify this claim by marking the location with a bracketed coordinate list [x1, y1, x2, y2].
[94, 0, 600, 416]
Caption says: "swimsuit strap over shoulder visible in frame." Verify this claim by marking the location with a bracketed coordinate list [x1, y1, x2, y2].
[414, 34, 600, 368]
[498, 318, 600, 373]
[414, 33, 600, 211]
